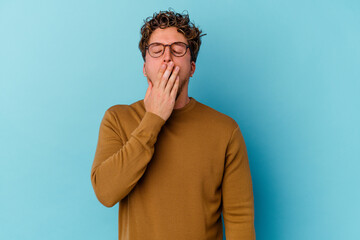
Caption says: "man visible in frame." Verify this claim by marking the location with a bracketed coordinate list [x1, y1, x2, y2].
[91, 9, 256, 240]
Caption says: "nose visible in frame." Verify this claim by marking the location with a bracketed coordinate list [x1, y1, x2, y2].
[163, 45, 173, 63]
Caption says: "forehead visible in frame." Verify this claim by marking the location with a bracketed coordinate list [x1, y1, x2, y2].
[148, 27, 188, 44]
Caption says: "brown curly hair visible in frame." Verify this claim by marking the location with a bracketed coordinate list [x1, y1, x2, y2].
[139, 9, 207, 63]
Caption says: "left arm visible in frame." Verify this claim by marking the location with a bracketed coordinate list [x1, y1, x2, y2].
[222, 125, 256, 239]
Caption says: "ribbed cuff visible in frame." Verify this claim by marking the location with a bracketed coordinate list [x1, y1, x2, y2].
[130, 111, 166, 147]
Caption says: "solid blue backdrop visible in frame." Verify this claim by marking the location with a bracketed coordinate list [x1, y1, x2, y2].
[0, 0, 359, 239]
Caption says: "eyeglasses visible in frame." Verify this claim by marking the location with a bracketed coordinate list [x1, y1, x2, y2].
[145, 42, 190, 58]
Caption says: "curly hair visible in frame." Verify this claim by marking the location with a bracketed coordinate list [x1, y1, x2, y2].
[139, 9, 207, 63]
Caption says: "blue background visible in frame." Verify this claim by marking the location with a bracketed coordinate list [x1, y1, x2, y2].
[1, 0, 359, 239]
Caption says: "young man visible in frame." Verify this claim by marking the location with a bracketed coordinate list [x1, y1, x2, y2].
[91, 9, 256, 240]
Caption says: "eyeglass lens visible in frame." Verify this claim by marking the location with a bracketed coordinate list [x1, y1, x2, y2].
[148, 43, 187, 57]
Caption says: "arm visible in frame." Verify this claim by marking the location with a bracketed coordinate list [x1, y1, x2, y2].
[90, 109, 165, 207]
[222, 125, 256, 239]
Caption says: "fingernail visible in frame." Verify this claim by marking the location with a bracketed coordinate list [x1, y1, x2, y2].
[161, 64, 166, 69]
[175, 66, 179, 71]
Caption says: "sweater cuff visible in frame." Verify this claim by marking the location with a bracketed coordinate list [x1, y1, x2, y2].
[130, 111, 166, 147]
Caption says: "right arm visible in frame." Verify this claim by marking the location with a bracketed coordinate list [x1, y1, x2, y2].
[91, 60, 180, 207]
[90, 109, 166, 207]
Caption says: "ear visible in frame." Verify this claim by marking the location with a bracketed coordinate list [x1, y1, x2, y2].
[190, 61, 196, 77]
[143, 62, 147, 77]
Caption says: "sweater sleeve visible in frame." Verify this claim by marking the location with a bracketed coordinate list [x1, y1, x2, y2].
[90, 109, 166, 207]
[222, 125, 256, 239]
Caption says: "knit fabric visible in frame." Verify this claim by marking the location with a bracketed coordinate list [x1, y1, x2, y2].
[91, 97, 256, 239]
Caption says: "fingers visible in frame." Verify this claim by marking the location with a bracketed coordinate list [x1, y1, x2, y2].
[164, 65, 180, 94]
[154, 61, 179, 99]
[170, 76, 180, 98]
[159, 62, 175, 89]
[156, 63, 167, 87]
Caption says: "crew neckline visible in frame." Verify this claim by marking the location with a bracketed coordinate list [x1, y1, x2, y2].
[171, 96, 196, 115]
[139, 96, 196, 116]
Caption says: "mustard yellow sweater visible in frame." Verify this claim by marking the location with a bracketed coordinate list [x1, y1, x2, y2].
[91, 97, 256, 240]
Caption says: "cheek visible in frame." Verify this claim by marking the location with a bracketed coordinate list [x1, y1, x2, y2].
[179, 64, 191, 77]
[145, 62, 160, 77]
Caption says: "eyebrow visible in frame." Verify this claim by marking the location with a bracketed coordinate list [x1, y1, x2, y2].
[148, 41, 188, 45]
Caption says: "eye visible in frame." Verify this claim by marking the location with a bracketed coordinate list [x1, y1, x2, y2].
[172, 43, 186, 54]
[149, 44, 163, 52]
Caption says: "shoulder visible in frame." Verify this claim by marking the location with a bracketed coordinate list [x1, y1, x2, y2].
[99, 99, 145, 137]
[196, 102, 239, 140]
[104, 99, 145, 120]
[195, 100, 239, 131]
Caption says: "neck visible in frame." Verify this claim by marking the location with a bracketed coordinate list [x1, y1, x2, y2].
[174, 95, 190, 109]
[173, 77, 191, 109]
[173, 88, 190, 109]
